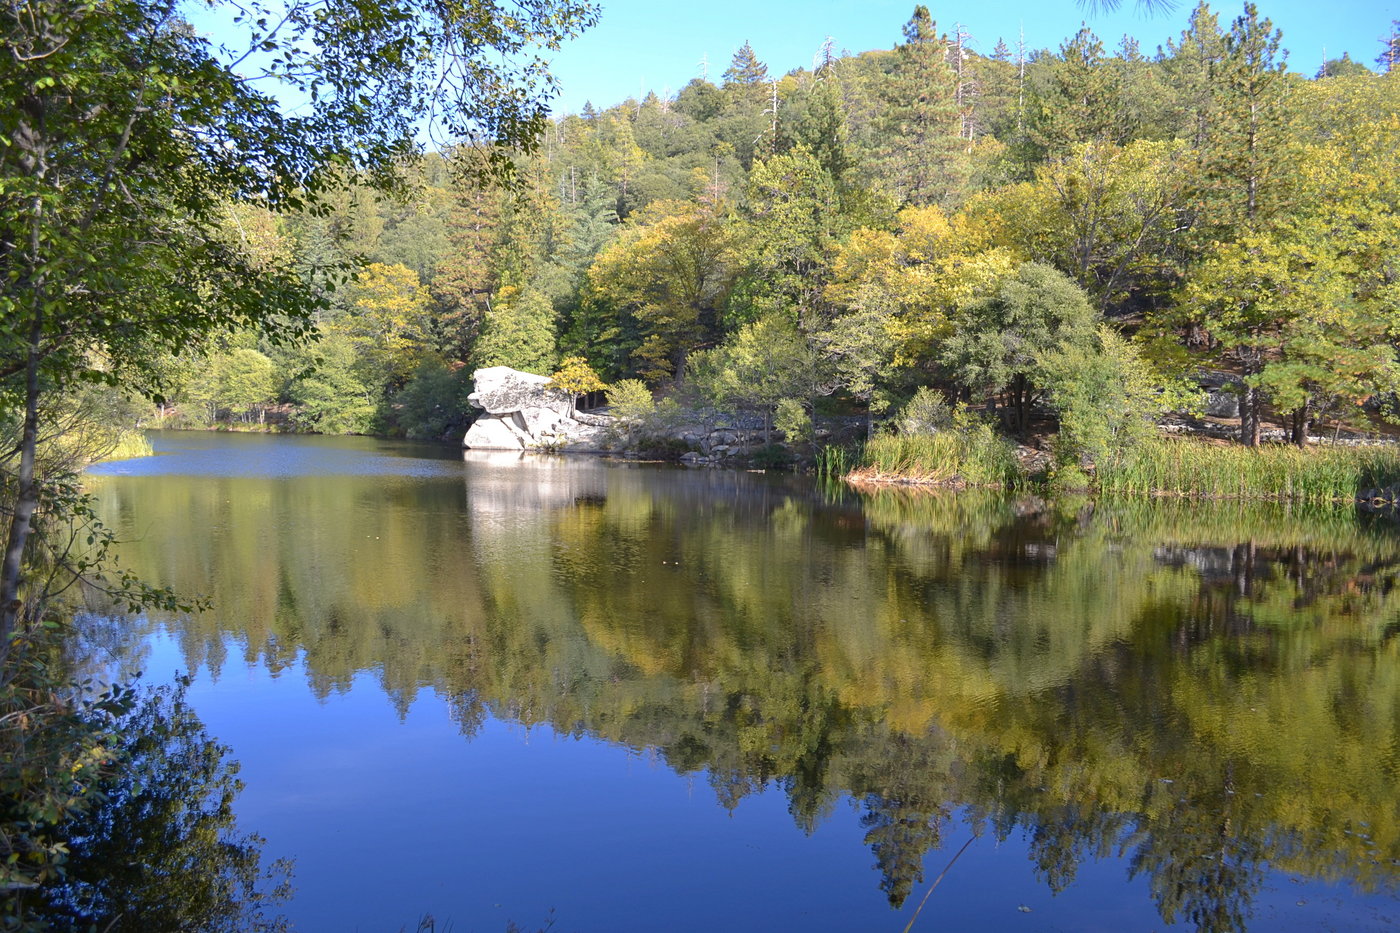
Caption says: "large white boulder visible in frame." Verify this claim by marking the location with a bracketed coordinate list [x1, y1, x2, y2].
[467, 366, 573, 416]
[463, 366, 610, 452]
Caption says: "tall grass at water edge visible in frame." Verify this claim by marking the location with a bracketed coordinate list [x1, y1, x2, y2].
[1098, 437, 1400, 503]
[849, 428, 1022, 489]
[98, 430, 155, 463]
[815, 442, 862, 483]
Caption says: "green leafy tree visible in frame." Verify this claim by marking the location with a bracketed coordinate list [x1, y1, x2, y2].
[285, 333, 377, 434]
[389, 361, 472, 440]
[1045, 327, 1174, 472]
[587, 199, 736, 383]
[940, 262, 1099, 434]
[1185, 221, 1399, 447]
[823, 206, 1016, 426]
[974, 139, 1189, 312]
[338, 262, 437, 395]
[738, 146, 849, 331]
[473, 286, 558, 375]
[216, 349, 279, 424]
[691, 315, 822, 442]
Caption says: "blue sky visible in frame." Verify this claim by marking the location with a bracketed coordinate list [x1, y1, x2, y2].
[546, 0, 1397, 113]
[182, 1, 1397, 120]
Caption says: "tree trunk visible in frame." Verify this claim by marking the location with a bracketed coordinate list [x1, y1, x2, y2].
[0, 168, 49, 671]
[1240, 386, 1262, 447]
[0, 307, 43, 670]
[1013, 373, 1030, 436]
[1290, 405, 1309, 448]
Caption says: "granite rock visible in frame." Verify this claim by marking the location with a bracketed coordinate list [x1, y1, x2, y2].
[463, 366, 611, 452]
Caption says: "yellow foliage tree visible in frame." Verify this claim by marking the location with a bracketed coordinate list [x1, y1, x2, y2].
[549, 357, 608, 414]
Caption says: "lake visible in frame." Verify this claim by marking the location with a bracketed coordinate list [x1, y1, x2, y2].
[82, 431, 1400, 932]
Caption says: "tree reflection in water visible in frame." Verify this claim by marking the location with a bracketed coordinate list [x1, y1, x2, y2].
[20, 680, 290, 933]
[84, 452, 1400, 931]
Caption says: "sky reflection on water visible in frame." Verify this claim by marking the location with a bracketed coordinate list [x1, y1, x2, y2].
[84, 432, 1400, 932]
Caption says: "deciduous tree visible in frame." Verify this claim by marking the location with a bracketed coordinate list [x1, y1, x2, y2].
[0, 0, 596, 659]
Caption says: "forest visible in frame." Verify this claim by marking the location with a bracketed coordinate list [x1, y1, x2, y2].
[139, 3, 1400, 478]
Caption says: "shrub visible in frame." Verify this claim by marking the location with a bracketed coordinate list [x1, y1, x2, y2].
[604, 380, 684, 450]
[896, 387, 955, 436]
[1044, 327, 1187, 471]
[774, 398, 812, 445]
[752, 444, 795, 469]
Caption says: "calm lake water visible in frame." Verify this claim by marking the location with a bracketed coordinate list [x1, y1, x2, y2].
[83, 431, 1400, 932]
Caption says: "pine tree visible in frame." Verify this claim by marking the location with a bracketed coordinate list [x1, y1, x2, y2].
[432, 177, 504, 363]
[1028, 26, 1120, 159]
[723, 41, 769, 88]
[879, 6, 964, 206]
[1199, 3, 1287, 237]
[1191, 4, 1288, 446]
[1162, 3, 1226, 150]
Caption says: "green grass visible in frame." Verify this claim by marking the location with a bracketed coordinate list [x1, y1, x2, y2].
[1098, 437, 1400, 503]
[852, 427, 1023, 489]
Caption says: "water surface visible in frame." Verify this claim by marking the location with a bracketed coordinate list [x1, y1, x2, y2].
[85, 431, 1400, 931]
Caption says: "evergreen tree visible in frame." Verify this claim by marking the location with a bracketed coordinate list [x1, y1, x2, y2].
[1316, 53, 1371, 78]
[432, 166, 505, 363]
[723, 41, 769, 89]
[940, 263, 1100, 434]
[1028, 26, 1121, 159]
[1187, 2, 1288, 445]
[1162, 3, 1226, 150]
[1198, 2, 1287, 237]
[878, 6, 965, 206]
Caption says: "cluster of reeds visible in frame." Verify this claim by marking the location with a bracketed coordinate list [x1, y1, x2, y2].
[815, 443, 861, 482]
[1097, 437, 1400, 503]
[851, 426, 1022, 489]
[96, 430, 155, 463]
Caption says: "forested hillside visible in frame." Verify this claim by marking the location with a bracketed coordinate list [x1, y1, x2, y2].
[170, 3, 1400, 458]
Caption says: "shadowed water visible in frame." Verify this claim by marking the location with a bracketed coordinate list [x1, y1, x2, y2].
[83, 431, 1400, 932]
